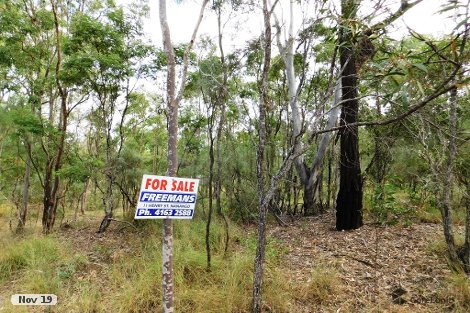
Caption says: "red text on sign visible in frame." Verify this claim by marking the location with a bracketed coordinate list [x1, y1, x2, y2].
[145, 178, 168, 191]
[171, 180, 195, 192]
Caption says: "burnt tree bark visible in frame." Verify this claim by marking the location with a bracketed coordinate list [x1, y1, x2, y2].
[333, 0, 423, 230]
[335, 0, 363, 231]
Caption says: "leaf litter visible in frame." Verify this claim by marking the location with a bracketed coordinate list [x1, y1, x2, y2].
[269, 213, 464, 312]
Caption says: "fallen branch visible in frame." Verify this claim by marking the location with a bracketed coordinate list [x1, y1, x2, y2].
[333, 253, 377, 268]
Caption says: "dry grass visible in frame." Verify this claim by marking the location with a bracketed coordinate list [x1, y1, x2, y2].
[0, 211, 295, 312]
[2, 207, 470, 312]
[437, 270, 470, 313]
[295, 262, 341, 305]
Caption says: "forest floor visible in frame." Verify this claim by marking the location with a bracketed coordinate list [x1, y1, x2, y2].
[0, 206, 469, 312]
[270, 213, 468, 312]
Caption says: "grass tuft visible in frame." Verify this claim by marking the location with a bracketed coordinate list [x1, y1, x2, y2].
[297, 262, 340, 304]
[0, 237, 60, 281]
[438, 270, 470, 312]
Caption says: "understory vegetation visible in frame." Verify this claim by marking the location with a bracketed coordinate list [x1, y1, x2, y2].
[0, 210, 300, 312]
[1, 0, 470, 311]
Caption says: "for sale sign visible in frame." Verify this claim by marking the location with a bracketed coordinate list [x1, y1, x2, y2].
[135, 175, 200, 219]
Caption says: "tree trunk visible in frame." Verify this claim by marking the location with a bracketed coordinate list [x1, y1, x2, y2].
[252, 1, 272, 311]
[42, 0, 69, 234]
[303, 181, 318, 216]
[159, 0, 177, 310]
[206, 118, 214, 270]
[17, 141, 31, 233]
[98, 177, 114, 233]
[335, 0, 363, 231]
[440, 86, 459, 266]
[216, 7, 229, 255]
[158, 0, 207, 309]
[41, 109, 68, 234]
[464, 181, 470, 273]
[304, 89, 341, 215]
[80, 178, 89, 215]
[327, 151, 332, 210]
[274, 1, 340, 217]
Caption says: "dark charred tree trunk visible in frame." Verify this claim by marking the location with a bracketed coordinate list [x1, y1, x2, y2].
[335, 0, 363, 231]
[206, 110, 215, 270]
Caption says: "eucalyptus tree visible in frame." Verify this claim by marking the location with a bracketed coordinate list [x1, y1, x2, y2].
[0, 0, 68, 233]
[334, 0, 424, 230]
[272, 0, 343, 216]
[40, 0, 73, 234]
[393, 1, 470, 270]
[62, 1, 152, 232]
[335, 0, 364, 230]
[158, 0, 209, 311]
[252, 0, 273, 310]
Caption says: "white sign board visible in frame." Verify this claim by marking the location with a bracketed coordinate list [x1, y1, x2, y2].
[135, 175, 200, 219]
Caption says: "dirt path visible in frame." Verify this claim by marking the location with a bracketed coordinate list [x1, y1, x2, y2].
[270, 214, 455, 313]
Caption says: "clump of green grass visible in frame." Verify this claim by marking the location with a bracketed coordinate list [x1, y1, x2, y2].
[109, 218, 294, 312]
[438, 270, 470, 312]
[0, 215, 295, 312]
[417, 206, 442, 224]
[0, 237, 60, 281]
[0, 235, 89, 312]
[427, 235, 465, 258]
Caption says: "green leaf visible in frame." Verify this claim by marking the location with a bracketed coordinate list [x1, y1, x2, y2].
[416, 81, 425, 96]
[412, 63, 428, 73]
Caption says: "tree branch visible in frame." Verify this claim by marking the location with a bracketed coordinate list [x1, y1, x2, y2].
[176, 0, 210, 104]
[368, 0, 424, 35]
[308, 73, 469, 138]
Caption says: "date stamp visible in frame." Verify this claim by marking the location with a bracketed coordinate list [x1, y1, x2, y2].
[11, 294, 57, 305]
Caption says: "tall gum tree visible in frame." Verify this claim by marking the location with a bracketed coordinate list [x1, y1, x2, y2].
[273, 1, 342, 216]
[335, 0, 363, 230]
[335, 0, 423, 230]
[158, 0, 208, 311]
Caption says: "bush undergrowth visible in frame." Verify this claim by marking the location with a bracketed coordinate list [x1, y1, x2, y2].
[0, 216, 294, 312]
